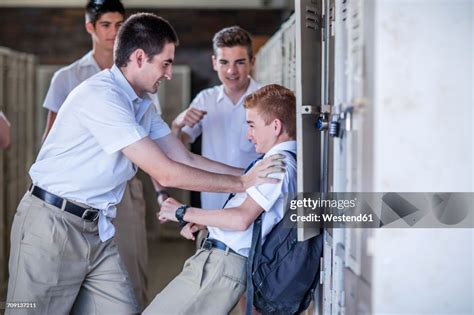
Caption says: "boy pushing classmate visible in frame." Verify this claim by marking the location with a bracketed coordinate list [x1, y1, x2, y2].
[145, 84, 297, 314]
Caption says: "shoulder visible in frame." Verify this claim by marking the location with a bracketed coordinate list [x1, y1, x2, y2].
[74, 72, 126, 106]
[52, 57, 83, 79]
[276, 149, 297, 178]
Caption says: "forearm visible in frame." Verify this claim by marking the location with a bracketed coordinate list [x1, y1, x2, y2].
[151, 177, 167, 191]
[124, 138, 245, 192]
[184, 207, 249, 231]
[156, 133, 243, 176]
[156, 160, 245, 193]
[187, 152, 244, 176]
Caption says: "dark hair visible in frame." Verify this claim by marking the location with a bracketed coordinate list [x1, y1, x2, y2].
[85, 0, 125, 25]
[244, 84, 296, 138]
[114, 13, 179, 67]
[213, 26, 253, 60]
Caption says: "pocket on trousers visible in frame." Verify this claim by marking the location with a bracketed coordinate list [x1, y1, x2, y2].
[222, 256, 246, 286]
[19, 209, 68, 285]
[182, 249, 211, 288]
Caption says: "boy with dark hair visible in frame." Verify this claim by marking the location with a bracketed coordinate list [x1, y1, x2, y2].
[39, 0, 154, 309]
[85, 0, 125, 24]
[6, 13, 282, 314]
[42, 0, 125, 134]
[146, 84, 297, 314]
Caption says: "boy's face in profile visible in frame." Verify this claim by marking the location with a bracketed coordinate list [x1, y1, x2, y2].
[246, 107, 276, 154]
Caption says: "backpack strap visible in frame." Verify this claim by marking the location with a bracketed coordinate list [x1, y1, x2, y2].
[223, 155, 264, 208]
[245, 150, 296, 315]
[246, 214, 262, 315]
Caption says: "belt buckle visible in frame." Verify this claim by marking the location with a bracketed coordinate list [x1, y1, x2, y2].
[201, 238, 212, 250]
[82, 209, 99, 222]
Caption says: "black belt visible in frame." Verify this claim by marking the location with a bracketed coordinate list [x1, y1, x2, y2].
[201, 238, 240, 256]
[29, 185, 99, 222]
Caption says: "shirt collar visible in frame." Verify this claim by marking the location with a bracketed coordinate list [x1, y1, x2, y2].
[78, 51, 101, 71]
[216, 76, 258, 105]
[110, 65, 153, 122]
[264, 140, 297, 158]
[110, 65, 144, 104]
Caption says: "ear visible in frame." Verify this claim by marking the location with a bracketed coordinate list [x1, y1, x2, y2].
[273, 118, 283, 136]
[212, 55, 218, 71]
[250, 56, 256, 68]
[85, 22, 95, 35]
[132, 49, 146, 68]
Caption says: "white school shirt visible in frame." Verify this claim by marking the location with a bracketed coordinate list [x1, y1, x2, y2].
[30, 65, 170, 241]
[207, 140, 297, 257]
[182, 78, 260, 209]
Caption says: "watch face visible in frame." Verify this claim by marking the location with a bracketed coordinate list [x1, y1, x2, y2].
[176, 205, 188, 224]
[176, 207, 184, 218]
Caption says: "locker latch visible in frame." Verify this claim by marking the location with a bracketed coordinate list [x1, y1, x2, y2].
[326, 106, 353, 138]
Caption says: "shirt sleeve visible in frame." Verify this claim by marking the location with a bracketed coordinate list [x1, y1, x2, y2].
[246, 163, 286, 211]
[78, 90, 147, 154]
[181, 92, 205, 142]
[149, 106, 171, 140]
[42, 69, 71, 113]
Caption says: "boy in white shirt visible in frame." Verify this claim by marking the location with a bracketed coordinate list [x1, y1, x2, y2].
[145, 84, 297, 314]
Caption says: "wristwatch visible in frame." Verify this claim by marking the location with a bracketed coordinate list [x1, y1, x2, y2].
[175, 204, 190, 227]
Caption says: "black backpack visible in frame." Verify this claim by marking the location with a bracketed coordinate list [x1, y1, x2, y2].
[246, 151, 324, 315]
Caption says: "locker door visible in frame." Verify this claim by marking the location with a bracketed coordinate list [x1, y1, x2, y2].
[329, 0, 374, 314]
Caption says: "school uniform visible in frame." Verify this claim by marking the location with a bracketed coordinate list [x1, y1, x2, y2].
[6, 65, 170, 314]
[144, 141, 297, 315]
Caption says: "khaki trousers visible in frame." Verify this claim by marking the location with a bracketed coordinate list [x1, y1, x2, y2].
[5, 192, 139, 315]
[143, 248, 246, 315]
[113, 177, 149, 311]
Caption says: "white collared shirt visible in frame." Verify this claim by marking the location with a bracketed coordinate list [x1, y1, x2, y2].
[182, 78, 260, 209]
[30, 65, 171, 241]
[207, 140, 297, 257]
[43, 51, 101, 113]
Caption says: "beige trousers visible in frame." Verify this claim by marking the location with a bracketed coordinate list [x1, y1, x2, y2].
[114, 177, 149, 311]
[143, 248, 246, 315]
[6, 192, 139, 315]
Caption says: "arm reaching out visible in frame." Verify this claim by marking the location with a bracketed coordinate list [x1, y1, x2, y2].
[158, 196, 264, 232]
[122, 136, 284, 193]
